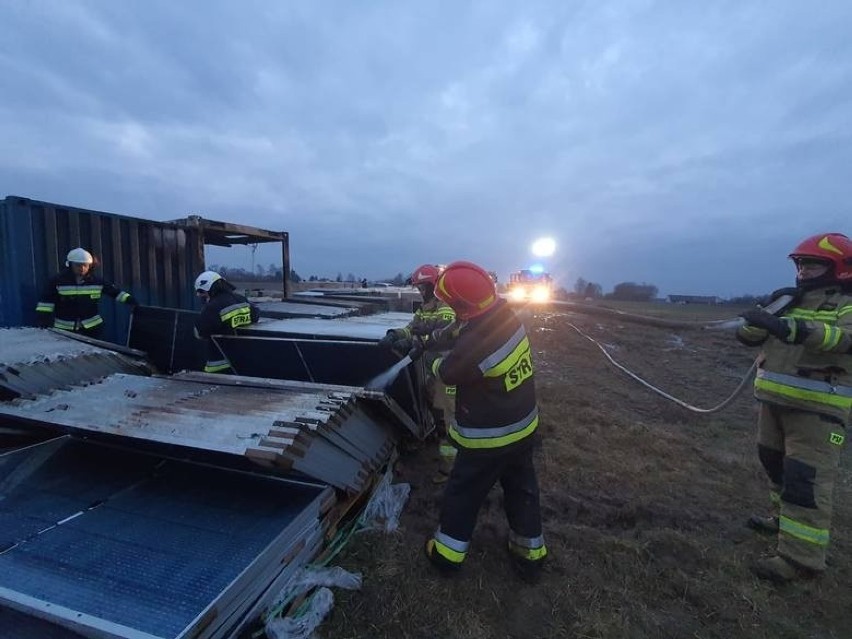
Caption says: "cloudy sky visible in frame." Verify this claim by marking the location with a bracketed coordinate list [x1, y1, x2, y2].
[1, 1, 850, 296]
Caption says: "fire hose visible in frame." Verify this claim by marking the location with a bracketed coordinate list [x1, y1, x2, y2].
[566, 321, 758, 414]
[557, 293, 795, 413]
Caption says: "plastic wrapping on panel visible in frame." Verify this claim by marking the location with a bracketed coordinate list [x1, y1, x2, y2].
[264, 566, 362, 639]
[358, 466, 411, 533]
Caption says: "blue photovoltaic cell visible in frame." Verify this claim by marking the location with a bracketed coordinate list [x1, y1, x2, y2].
[0, 439, 326, 638]
[0, 440, 162, 549]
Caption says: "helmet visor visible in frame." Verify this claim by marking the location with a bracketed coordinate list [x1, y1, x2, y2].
[793, 258, 830, 280]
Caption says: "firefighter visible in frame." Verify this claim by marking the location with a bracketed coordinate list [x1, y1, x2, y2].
[378, 264, 458, 483]
[737, 232, 852, 583]
[419, 260, 547, 583]
[194, 270, 259, 374]
[35, 247, 137, 340]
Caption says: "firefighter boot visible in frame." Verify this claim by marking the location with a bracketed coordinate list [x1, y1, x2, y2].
[424, 538, 460, 576]
[747, 514, 780, 535]
[752, 555, 818, 584]
[507, 543, 544, 585]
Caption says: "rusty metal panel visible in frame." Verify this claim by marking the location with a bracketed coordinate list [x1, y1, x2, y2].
[0, 372, 401, 491]
[0, 196, 206, 344]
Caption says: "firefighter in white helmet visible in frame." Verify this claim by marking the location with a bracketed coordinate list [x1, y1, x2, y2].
[35, 247, 138, 339]
[193, 270, 259, 373]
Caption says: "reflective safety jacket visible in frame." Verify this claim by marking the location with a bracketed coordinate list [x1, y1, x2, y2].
[737, 286, 852, 425]
[401, 297, 455, 339]
[35, 268, 134, 336]
[195, 291, 259, 373]
[429, 299, 538, 452]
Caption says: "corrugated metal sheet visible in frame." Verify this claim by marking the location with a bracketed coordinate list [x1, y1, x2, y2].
[0, 327, 153, 400]
[212, 335, 429, 433]
[0, 437, 333, 639]
[0, 371, 407, 491]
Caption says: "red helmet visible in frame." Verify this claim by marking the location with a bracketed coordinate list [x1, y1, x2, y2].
[411, 264, 441, 286]
[788, 233, 852, 285]
[435, 260, 498, 320]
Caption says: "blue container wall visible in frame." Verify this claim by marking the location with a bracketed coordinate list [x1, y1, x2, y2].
[0, 196, 205, 345]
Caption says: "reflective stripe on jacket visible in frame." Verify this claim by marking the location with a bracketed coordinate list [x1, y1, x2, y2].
[196, 291, 259, 373]
[35, 268, 132, 332]
[402, 297, 456, 338]
[431, 299, 538, 451]
[737, 286, 852, 424]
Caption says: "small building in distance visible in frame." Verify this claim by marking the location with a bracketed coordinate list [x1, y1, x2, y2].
[668, 294, 721, 304]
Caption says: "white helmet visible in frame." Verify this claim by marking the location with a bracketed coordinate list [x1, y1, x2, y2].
[66, 247, 94, 266]
[194, 270, 222, 293]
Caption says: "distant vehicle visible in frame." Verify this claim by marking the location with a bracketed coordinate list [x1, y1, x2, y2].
[507, 269, 552, 303]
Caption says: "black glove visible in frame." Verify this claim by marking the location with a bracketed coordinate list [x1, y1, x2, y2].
[740, 309, 791, 340]
[391, 337, 412, 357]
[428, 324, 457, 350]
[408, 337, 425, 361]
[378, 330, 400, 349]
[126, 295, 139, 309]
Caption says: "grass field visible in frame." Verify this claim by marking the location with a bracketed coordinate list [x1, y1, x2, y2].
[318, 301, 850, 639]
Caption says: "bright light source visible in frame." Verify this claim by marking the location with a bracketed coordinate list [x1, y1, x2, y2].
[531, 286, 551, 303]
[531, 237, 556, 257]
[529, 263, 545, 274]
[510, 288, 528, 301]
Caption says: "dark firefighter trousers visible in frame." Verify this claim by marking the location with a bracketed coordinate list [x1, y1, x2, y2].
[436, 442, 544, 563]
[757, 403, 847, 571]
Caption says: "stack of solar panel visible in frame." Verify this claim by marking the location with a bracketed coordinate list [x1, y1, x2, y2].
[0, 371, 404, 493]
[0, 437, 334, 639]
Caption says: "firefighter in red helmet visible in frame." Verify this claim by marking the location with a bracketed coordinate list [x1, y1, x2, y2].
[419, 260, 547, 583]
[738, 233, 852, 583]
[379, 264, 458, 481]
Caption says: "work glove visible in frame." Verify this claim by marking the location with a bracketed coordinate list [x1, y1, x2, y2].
[126, 295, 140, 309]
[407, 337, 425, 361]
[428, 324, 458, 351]
[391, 337, 412, 357]
[740, 309, 791, 341]
[378, 329, 401, 349]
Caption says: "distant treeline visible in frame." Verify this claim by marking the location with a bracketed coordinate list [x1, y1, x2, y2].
[571, 277, 765, 305]
[208, 265, 408, 286]
[210, 265, 767, 304]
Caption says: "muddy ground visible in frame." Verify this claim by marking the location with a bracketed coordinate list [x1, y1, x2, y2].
[321, 303, 852, 639]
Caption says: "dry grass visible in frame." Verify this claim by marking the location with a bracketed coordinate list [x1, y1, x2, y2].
[321, 305, 851, 639]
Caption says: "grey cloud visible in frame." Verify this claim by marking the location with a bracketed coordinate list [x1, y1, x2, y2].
[1, 1, 851, 294]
